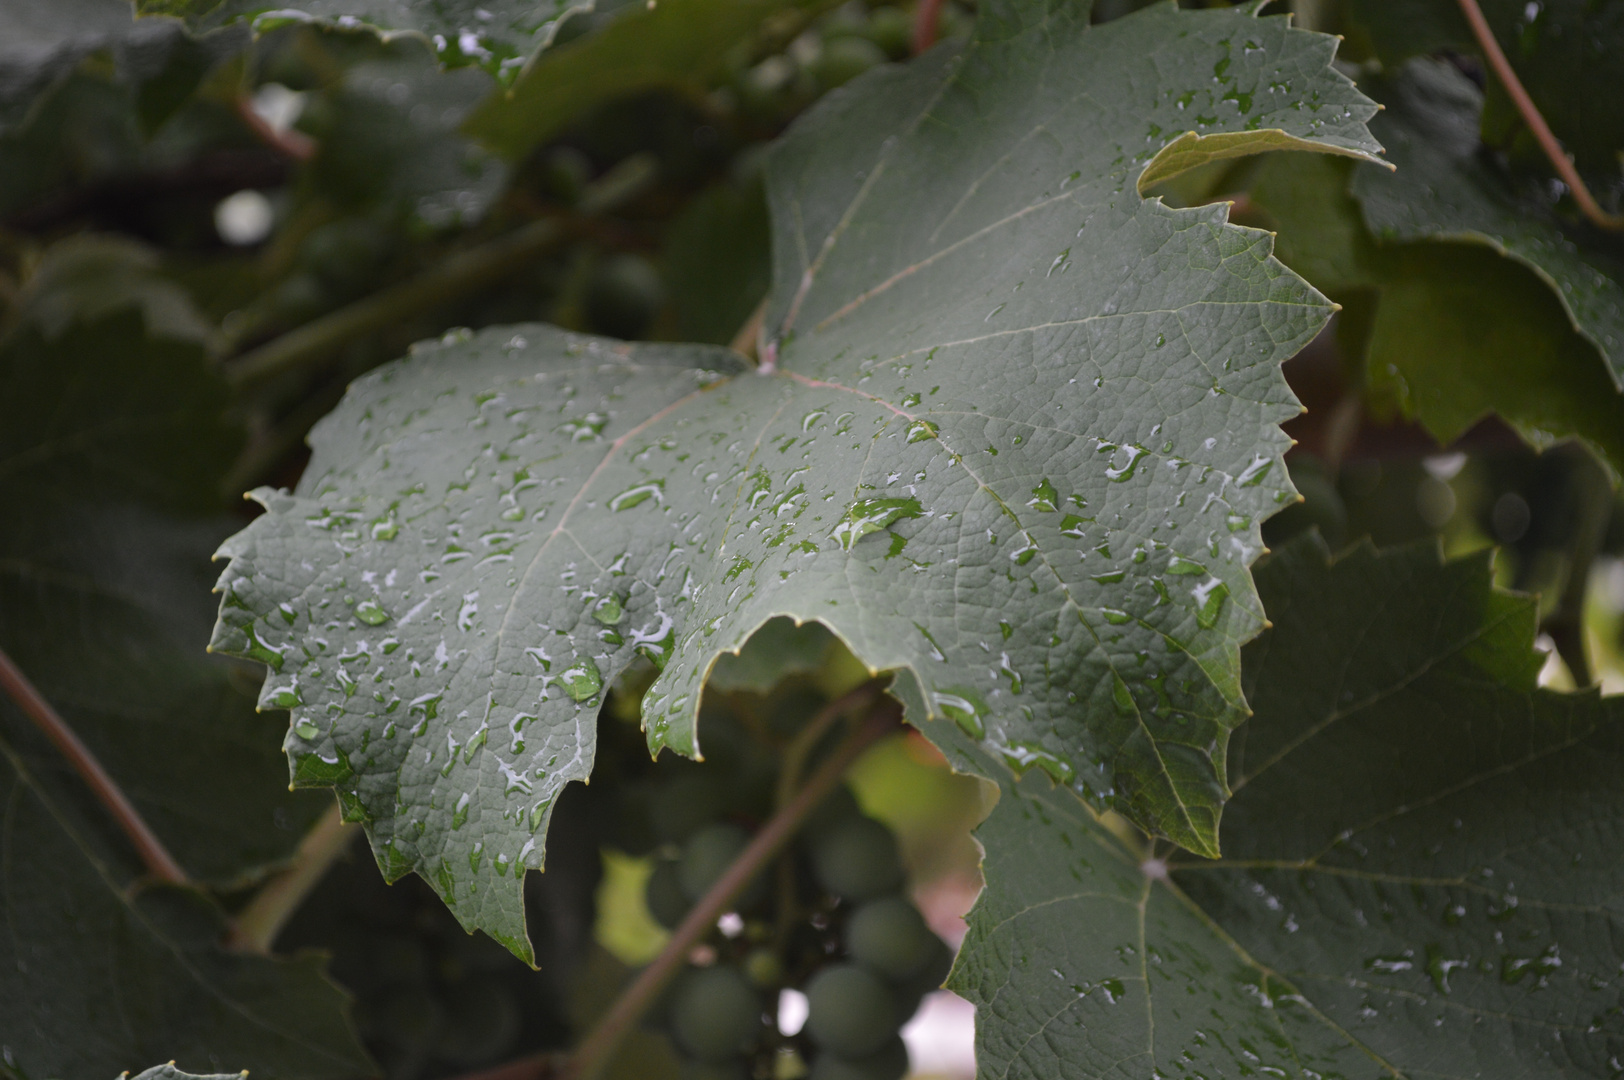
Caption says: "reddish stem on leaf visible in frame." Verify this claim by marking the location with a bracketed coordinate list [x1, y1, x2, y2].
[1454, 0, 1623, 231]
[233, 94, 316, 162]
[0, 645, 188, 885]
[913, 0, 945, 54]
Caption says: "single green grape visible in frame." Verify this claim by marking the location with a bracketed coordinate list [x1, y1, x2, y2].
[646, 854, 690, 930]
[845, 896, 936, 980]
[813, 36, 888, 90]
[801, 783, 863, 841]
[680, 1060, 750, 1080]
[670, 966, 764, 1063]
[891, 936, 955, 1020]
[809, 816, 904, 901]
[808, 1037, 910, 1080]
[804, 963, 899, 1059]
[678, 822, 766, 908]
[743, 946, 784, 987]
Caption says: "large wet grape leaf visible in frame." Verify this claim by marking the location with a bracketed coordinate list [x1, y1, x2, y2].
[951, 536, 1624, 1079]
[1350, 60, 1624, 387]
[208, 1, 1382, 958]
[1250, 151, 1624, 475]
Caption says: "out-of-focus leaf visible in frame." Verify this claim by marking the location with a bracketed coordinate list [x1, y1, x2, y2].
[1344, 0, 1624, 176]
[661, 174, 772, 347]
[705, 617, 837, 695]
[466, 0, 816, 160]
[952, 536, 1624, 1079]
[1352, 60, 1624, 386]
[136, 0, 594, 79]
[301, 38, 508, 227]
[1251, 151, 1624, 474]
[0, 733, 370, 1079]
[0, 0, 247, 136]
[7, 233, 220, 347]
[205, 3, 1381, 955]
[0, 306, 329, 883]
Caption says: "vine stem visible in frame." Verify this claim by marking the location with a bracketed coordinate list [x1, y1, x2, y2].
[913, 0, 945, 54]
[0, 645, 188, 885]
[227, 802, 354, 953]
[224, 153, 658, 389]
[1454, 0, 1623, 231]
[233, 95, 316, 162]
[567, 694, 902, 1080]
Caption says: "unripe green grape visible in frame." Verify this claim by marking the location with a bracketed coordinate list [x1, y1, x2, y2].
[809, 817, 904, 901]
[891, 936, 955, 1020]
[804, 963, 899, 1058]
[863, 8, 911, 58]
[670, 966, 763, 1062]
[646, 854, 690, 930]
[801, 783, 863, 841]
[743, 946, 784, 987]
[812, 36, 887, 90]
[845, 896, 936, 980]
[681, 1061, 750, 1080]
[808, 1037, 910, 1080]
[678, 822, 766, 908]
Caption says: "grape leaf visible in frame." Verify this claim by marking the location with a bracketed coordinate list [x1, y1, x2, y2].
[135, 0, 592, 79]
[951, 536, 1624, 1079]
[1343, 0, 1624, 176]
[305, 38, 509, 228]
[1351, 59, 1624, 387]
[208, 2, 1382, 957]
[0, 732, 370, 1080]
[1251, 151, 1624, 474]
[464, 0, 815, 160]
[0, 0, 243, 135]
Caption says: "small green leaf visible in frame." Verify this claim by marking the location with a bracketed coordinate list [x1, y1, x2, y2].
[467, 0, 818, 157]
[952, 536, 1624, 1079]
[1352, 60, 1624, 386]
[1250, 138, 1624, 476]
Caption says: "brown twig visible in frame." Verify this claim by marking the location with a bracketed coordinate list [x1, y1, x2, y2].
[567, 697, 902, 1080]
[233, 95, 317, 163]
[1455, 0, 1623, 231]
[913, 0, 945, 54]
[0, 645, 188, 885]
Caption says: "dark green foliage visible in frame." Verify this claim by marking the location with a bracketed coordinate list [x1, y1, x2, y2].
[4, 0, 1622, 1075]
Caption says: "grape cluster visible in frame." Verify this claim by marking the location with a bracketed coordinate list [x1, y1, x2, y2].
[623, 683, 953, 1080]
